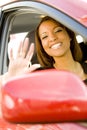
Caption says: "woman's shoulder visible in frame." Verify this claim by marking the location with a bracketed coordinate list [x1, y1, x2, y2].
[81, 61, 87, 73]
[83, 79, 87, 85]
[78, 61, 87, 85]
[81, 61, 87, 85]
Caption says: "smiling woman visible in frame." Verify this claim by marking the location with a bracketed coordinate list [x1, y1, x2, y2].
[35, 16, 87, 83]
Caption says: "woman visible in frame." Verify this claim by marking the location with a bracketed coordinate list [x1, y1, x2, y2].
[35, 16, 87, 84]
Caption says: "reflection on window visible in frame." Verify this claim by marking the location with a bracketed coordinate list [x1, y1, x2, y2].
[76, 35, 84, 43]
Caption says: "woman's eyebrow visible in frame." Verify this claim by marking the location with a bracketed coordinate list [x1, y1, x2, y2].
[40, 32, 47, 37]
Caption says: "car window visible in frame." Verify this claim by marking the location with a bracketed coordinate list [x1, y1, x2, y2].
[8, 14, 86, 67]
[8, 11, 86, 66]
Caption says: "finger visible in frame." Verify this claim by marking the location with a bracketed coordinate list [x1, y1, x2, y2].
[26, 43, 34, 61]
[17, 41, 23, 57]
[27, 64, 41, 73]
[22, 38, 29, 58]
[9, 48, 14, 60]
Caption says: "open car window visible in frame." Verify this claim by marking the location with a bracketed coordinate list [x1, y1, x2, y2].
[1, 9, 86, 73]
[8, 14, 87, 70]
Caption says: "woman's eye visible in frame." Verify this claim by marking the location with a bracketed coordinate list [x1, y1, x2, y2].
[42, 36, 48, 40]
[55, 29, 62, 33]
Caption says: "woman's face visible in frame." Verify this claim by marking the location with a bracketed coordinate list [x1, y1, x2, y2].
[39, 20, 71, 58]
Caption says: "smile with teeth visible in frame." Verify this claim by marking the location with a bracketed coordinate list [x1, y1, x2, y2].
[51, 43, 62, 49]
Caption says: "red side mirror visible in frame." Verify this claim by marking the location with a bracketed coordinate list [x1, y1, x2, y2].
[1, 69, 87, 123]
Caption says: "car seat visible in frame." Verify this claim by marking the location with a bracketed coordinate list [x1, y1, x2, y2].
[79, 42, 87, 61]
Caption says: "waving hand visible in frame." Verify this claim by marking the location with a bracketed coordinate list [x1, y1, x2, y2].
[8, 38, 40, 77]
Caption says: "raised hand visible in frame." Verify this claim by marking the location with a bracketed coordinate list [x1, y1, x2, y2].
[7, 38, 41, 78]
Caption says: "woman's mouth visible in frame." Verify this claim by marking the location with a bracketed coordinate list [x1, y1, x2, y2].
[51, 43, 62, 49]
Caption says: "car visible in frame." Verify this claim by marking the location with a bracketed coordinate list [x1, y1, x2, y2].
[0, 0, 87, 129]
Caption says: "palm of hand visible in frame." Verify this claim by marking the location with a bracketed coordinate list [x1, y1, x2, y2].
[8, 38, 40, 77]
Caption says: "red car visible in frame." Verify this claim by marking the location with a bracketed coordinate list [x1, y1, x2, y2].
[0, 0, 87, 129]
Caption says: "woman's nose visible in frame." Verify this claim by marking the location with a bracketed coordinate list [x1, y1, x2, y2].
[49, 33, 57, 42]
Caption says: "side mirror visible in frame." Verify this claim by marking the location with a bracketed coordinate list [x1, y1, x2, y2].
[1, 69, 87, 123]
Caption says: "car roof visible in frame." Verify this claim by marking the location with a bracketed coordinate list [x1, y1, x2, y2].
[40, 0, 87, 27]
[0, 0, 87, 27]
